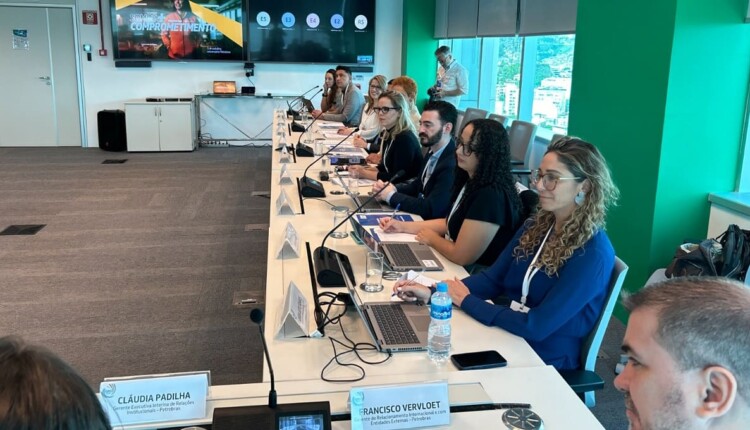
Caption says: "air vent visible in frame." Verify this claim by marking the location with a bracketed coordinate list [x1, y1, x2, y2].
[102, 159, 127, 164]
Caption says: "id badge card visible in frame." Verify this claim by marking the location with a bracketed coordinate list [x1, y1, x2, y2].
[510, 300, 530, 314]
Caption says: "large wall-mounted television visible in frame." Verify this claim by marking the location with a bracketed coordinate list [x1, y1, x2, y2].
[246, 0, 375, 65]
[111, 0, 245, 61]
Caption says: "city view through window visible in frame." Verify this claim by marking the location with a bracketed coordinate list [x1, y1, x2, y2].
[441, 34, 575, 136]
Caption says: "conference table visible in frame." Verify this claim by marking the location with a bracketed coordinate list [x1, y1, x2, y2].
[107, 111, 606, 429]
[256, 111, 606, 429]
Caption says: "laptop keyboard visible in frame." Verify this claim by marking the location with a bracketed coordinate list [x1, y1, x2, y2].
[384, 243, 421, 268]
[371, 304, 420, 345]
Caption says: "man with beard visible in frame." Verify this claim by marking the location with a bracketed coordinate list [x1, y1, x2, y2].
[615, 277, 750, 430]
[371, 101, 457, 219]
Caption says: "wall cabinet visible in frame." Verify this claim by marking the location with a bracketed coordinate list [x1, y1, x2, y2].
[125, 102, 195, 152]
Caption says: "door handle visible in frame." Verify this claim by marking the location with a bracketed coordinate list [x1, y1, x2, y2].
[37, 76, 51, 86]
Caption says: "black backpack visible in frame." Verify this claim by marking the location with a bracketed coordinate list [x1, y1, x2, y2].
[717, 224, 750, 280]
[666, 224, 750, 281]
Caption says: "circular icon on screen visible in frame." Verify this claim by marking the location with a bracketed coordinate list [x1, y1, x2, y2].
[256, 11, 270, 27]
[354, 15, 368, 30]
[330, 14, 344, 29]
[281, 12, 295, 28]
[306, 13, 320, 29]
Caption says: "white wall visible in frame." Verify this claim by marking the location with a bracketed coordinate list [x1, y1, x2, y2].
[3, 0, 402, 147]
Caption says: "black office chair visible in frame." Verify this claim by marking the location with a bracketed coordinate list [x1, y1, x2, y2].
[559, 257, 628, 407]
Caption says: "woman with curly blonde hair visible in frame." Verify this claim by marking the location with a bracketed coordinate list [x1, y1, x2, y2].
[394, 137, 619, 370]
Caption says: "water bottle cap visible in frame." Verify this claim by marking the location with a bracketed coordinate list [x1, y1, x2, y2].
[436, 282, 448, 293]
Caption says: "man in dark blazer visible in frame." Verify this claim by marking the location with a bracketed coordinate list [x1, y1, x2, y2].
[372, 101, 457, 220]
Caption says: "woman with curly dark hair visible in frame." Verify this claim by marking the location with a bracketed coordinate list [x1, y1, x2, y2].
[394, 137, 620, 370]
[379, 119, 523, 268]
[320, 69, 339, 112]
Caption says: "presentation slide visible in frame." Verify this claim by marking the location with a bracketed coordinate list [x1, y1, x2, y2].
[247, 0, 375, 64]
[112, 0, 244, 61]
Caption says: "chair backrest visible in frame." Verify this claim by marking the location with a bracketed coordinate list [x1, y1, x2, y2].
[527, 139, 548, 173]
[580, 256, 629, 372]
[488, 113, 509, 128]
[508, 120, 538, 167]
[454, 110, 465, 138]
[458, 108, 488, 134]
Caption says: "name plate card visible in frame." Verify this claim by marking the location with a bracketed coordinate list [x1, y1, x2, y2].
[350, 381, 450, 430]
[275, 189, 295, 215]
[278, 164, 294, 185]
[99, 372, 209, 426]
[275, 281, 310, 338]
[276, 222, 300, 259]
[279, 145, 292, 163]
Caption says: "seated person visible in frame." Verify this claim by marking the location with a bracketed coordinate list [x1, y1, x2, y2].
[379, 119, 522, 266]
[389, 76, 421, 129]
[349, 91, 422, 184]
[372, 101, 458, 220]
[394, 137, 620, 370]
[311, 65, 365, 127]
[0, 336, 111, 429]
[341, 75, 386, 152]
[615, 277, 750, 430]
[320, 69, 340, 112]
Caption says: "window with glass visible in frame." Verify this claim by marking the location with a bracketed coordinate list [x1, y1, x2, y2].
[438, 34, 574, 136]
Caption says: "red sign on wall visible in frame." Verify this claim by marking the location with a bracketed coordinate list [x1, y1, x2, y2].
[82, 10, 98, 25]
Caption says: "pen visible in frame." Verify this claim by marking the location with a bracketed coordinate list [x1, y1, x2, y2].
[390, 203, 400, 220]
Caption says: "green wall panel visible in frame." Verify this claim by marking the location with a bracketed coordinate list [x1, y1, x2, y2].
[402, 0, 438, 109]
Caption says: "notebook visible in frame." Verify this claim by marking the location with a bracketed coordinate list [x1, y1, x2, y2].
[341, 261, 430, 352]
[350, 219, 445, 272]
[213, 81, 237, 94]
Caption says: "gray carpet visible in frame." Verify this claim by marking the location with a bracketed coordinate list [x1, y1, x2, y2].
[0, 146, 628, 428]
[0, 147, 270, 386]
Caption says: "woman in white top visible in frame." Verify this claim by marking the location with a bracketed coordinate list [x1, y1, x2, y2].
[342, 75, 386, 152]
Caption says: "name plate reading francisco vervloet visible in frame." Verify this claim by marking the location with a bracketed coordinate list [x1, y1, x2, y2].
[98, 371, 209, 426]
[350, 381, 450, 430]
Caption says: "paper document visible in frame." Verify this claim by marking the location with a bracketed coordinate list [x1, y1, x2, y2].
[371, 227, 418, 243]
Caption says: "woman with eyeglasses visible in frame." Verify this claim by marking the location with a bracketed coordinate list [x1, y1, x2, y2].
[378, 119, 523, 269]
[340, 75, 386, 153]
[348, 91, 422, 184]
[394, 137, 620, 370]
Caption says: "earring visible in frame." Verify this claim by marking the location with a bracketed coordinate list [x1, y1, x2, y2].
[574, 191, 585, 206]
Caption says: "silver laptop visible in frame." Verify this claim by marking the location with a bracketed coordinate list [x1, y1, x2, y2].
[341, 261, 430, 352]
[350, 220, 445, 272]
[333, 170, 392, 213]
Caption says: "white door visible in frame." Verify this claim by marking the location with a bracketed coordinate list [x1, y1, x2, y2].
[0, 6, 82, 147]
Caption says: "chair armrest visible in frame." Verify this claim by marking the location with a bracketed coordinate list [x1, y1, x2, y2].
[559, 370, 604, 393]
[511, 160, 523, 166]
[511, 169, 532, 176]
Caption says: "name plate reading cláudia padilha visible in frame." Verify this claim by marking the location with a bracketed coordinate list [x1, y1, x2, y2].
[350, 381, 450, 429]
[98, 371, 210, 426]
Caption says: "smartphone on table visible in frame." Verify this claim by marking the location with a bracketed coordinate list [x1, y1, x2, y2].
[450, 350, 508, 370]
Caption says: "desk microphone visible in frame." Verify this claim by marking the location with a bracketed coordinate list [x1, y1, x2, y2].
[299, 129, 357, 198]
[250, 308, 276, 408]
[212, 308, 333, 429]
[290, 89, 323, 135]
[294, 105, 324, 157]
[313, 170, 405, 287]
[286, 85, 319, 117]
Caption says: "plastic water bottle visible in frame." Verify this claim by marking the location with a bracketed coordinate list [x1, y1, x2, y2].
[428, 282, 452, 363]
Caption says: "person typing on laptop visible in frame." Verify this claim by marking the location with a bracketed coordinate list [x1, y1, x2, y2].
[370, 101, 457, 220]
[379, 119, 522, 269]
[393, 137, 620, 371]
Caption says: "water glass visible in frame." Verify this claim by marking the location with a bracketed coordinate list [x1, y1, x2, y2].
[361, 252, 384, 292]
[314, 140, 324, 156]
[330, 206, 349, 239]
[347, 169, 360, 196]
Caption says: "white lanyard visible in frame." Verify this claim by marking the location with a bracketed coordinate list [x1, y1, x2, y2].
[519, 226, 553, 307]
[444, 185, 466, 241]
[381, 131, 395, 173]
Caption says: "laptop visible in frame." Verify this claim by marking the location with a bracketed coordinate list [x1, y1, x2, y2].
[213, 81, 236, 95]
[334, 170, 391, 212]
[341, 260, 430, 352]
[350, 217, 445, 272]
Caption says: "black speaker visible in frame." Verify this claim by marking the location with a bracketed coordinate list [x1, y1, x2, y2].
[115, 60, 152, 68]
[241, 86, 256, 95]
[97, 110, 127, 152]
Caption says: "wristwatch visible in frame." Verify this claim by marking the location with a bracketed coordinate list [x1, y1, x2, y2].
[502, 408, 544, 429]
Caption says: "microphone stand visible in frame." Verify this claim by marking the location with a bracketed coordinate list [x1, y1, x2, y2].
[286, 85, 319, 117]
[313, 170, 406, 287]
[250, 309, 276, 408]
[298, 129, 358, 198]
[293, 103, 324, 157]
[290, 89, 323, 134]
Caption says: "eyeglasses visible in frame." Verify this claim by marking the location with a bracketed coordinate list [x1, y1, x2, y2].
[373, 106, 400, 115]
[456, 139, 476, 156]
[531, 169, 583, 191]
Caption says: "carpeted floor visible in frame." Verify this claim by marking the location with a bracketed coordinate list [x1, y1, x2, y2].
[0, 145, 628, 428]
[0, 147, 271, 386]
